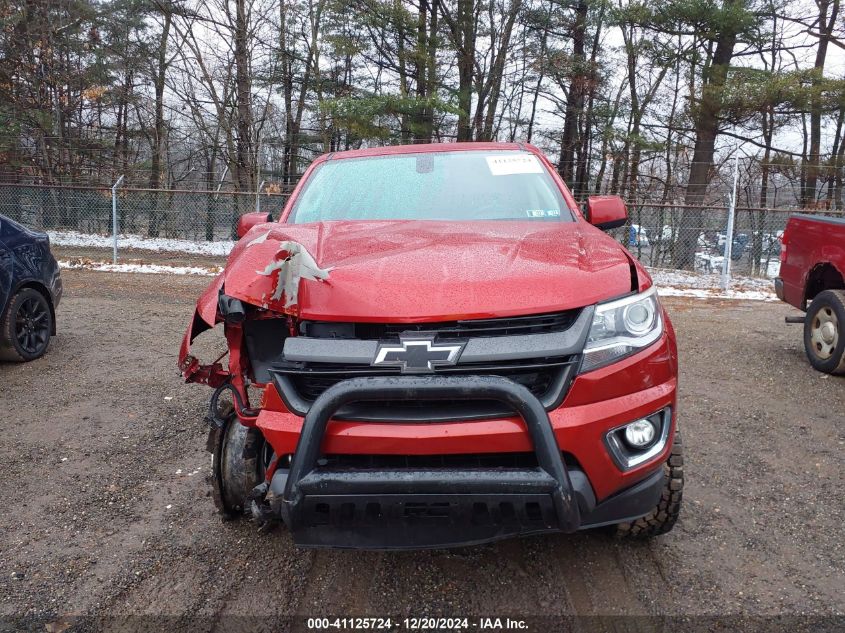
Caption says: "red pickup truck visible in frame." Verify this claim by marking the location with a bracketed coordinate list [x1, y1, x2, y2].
[776, 214, 845, 374]
[179, 143, 681, 549]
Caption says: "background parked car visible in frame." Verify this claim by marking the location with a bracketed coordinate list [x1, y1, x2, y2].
[0, 214, 62, 361]
[628, 223, 650, 247]
[717, 232, 747, 261]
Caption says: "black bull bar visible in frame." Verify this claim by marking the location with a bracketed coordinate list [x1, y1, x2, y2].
[272, 375, 585, 549]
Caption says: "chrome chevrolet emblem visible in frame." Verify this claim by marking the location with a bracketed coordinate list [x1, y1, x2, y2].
[372, 335, 465, 373]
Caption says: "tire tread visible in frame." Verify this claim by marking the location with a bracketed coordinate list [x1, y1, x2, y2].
[614, 431, 684, 539]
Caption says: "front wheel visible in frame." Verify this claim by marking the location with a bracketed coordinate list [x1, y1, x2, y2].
[803, 290, 845, 375]
[0, 287, 53, 362]
[614, 431, 684, 539]
[208, 407, 269, 519]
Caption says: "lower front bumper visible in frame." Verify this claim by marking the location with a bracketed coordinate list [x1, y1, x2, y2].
[267, 460, 665, 549]
[269, 375, 664, 549]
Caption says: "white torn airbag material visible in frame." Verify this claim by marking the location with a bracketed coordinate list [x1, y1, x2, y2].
[256, 240, 332, 308]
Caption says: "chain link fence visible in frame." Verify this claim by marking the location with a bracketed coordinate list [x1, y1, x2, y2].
[1, 183, 842, 286]
[0, 184, 289, 244]
[618, 203, 795, 280]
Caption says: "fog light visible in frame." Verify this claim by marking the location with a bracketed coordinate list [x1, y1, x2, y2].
[624, 419, 656, 448]
[605, 408, 671, 471]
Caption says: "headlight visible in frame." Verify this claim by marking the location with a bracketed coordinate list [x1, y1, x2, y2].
[581, 287, 663, 372]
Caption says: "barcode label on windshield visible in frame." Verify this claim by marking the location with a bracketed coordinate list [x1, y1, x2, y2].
[486, 154, 544, 175]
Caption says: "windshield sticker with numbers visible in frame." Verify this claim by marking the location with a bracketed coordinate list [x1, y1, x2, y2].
[525, 209, 561, 218]
[486, 154, 544, 176]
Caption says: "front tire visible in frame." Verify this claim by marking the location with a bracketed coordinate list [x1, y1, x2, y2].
[614, 431, 684, 539]
[208, 408, 268, 519]
[0, 287, 53, 362]
[803, 290, 845, 375]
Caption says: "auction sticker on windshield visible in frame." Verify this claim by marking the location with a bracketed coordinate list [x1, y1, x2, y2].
[486, 154, 543, 175]
[526, 209, 561, 218]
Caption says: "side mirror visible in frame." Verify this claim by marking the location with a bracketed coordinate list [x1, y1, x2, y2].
[236, 211, 273, 239]
[586, 196, 627, 230]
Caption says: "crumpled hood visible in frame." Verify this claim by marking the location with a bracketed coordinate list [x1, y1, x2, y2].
[220, 219, 636, 322]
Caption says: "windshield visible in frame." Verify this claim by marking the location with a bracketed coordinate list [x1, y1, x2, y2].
[288, 150, 574, 223]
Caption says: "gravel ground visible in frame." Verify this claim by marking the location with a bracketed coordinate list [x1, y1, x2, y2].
[0, 270, 843, 632]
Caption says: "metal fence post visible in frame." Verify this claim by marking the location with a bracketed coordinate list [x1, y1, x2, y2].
[256, 180, 266, 214]
[111, 175, 125, 264]
[721, 157, 739, 291]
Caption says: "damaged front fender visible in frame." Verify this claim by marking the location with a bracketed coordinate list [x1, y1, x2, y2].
[221, 227, 331, 312]
[178, 271, 227, 386]
[177, 225, 330, 390]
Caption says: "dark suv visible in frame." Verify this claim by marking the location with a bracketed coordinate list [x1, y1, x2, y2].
[0, 214, 62, 361]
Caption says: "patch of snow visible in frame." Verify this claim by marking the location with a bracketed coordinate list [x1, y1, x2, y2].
[59, 260, 219, 276]
[657, 287, 779, 302]
[49, 230, 235, 257]
[650, 268, 778, 301]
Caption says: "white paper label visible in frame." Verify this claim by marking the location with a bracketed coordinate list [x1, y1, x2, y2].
[486, 154, 544, 176]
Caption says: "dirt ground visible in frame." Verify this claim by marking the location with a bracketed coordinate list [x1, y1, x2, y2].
[0, 270, 843, 632]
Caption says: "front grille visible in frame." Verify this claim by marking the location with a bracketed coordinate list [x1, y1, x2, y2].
[288, 358, 564, 401]
[265, 310, 585, 421]
[321, 452, 540, 469]
[271, 356, 578, 421]
[300, 309, 581, 340]
[318, 452, 581, 470]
